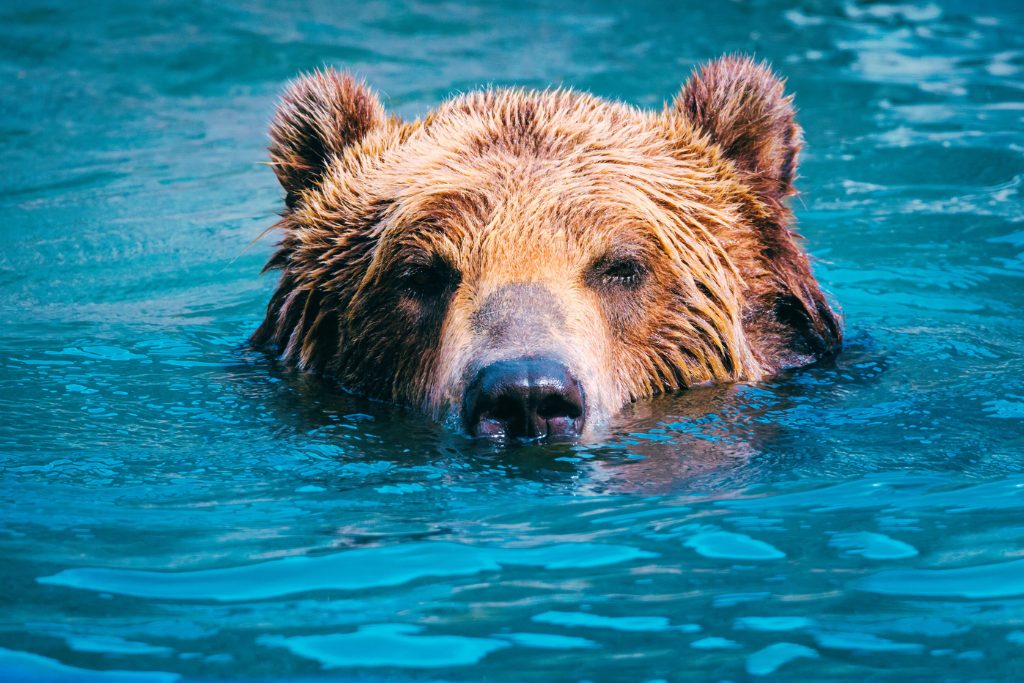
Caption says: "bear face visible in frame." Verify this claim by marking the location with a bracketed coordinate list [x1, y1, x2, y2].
[252, 56, 842, 440]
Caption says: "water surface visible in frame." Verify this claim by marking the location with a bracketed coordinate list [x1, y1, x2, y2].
[2, 0, 1023, 680]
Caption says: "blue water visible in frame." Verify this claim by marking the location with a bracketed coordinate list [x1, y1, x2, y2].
[1, 0, 1023, 680]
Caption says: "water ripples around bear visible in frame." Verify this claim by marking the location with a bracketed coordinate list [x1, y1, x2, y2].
[1, 0, 1023, 680]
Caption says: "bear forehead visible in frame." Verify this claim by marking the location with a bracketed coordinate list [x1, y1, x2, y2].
[396, 89, 684, 174]
[360, 90, 733, 240]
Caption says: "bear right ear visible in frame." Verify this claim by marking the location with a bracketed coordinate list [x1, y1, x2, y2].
[269, 69, 387, 206]
[673, 56, 802, 205]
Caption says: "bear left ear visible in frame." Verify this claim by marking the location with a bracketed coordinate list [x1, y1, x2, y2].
[674, 56, 802, 203]
[269, 69, 388, 206]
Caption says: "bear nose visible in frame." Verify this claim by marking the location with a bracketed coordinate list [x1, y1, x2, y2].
[463, 357, 585, 439]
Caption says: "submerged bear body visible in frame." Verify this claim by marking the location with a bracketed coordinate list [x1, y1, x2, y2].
[252, 57, 842, 439]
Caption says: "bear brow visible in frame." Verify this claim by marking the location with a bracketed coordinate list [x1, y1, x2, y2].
[394, 187, 491, 232]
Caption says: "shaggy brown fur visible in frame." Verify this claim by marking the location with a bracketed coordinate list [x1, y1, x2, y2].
[252, 56, 841, 431]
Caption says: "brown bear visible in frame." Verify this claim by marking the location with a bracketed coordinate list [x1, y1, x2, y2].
[252, 56, 841, 440]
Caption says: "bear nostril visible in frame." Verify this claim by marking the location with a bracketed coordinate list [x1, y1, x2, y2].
[480, 393, 530, 436]
[487, 394, 526, 422]
[536, 393, 582, 422]
[463, 357, 585, 440]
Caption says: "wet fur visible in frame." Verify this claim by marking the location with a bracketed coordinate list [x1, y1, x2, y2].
[252, 56, 842, 428]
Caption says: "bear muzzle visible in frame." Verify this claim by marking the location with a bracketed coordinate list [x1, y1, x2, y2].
[461, 356, 585, 440]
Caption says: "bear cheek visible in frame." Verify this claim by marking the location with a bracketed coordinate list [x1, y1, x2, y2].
[591, 272, 659, 360]
[400, 285, 472, 408]
[590, 271, 684, 403]
[334, 284, 442, 405]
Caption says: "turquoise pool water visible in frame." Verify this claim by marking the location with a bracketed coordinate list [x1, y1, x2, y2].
[2, 0, 1023, 680]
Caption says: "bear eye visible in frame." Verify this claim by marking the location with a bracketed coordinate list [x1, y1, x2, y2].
[400, 257, 460, 299]
[591, 256, 647, 289]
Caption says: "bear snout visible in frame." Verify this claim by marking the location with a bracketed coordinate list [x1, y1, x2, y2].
[462, 357, 585, 440]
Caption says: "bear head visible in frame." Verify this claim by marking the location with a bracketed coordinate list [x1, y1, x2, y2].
[252, 56, 842, 440]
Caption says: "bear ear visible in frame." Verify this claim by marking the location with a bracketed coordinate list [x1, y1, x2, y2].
[674, 56, 802, 203]
[269, 69, 387, 205]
